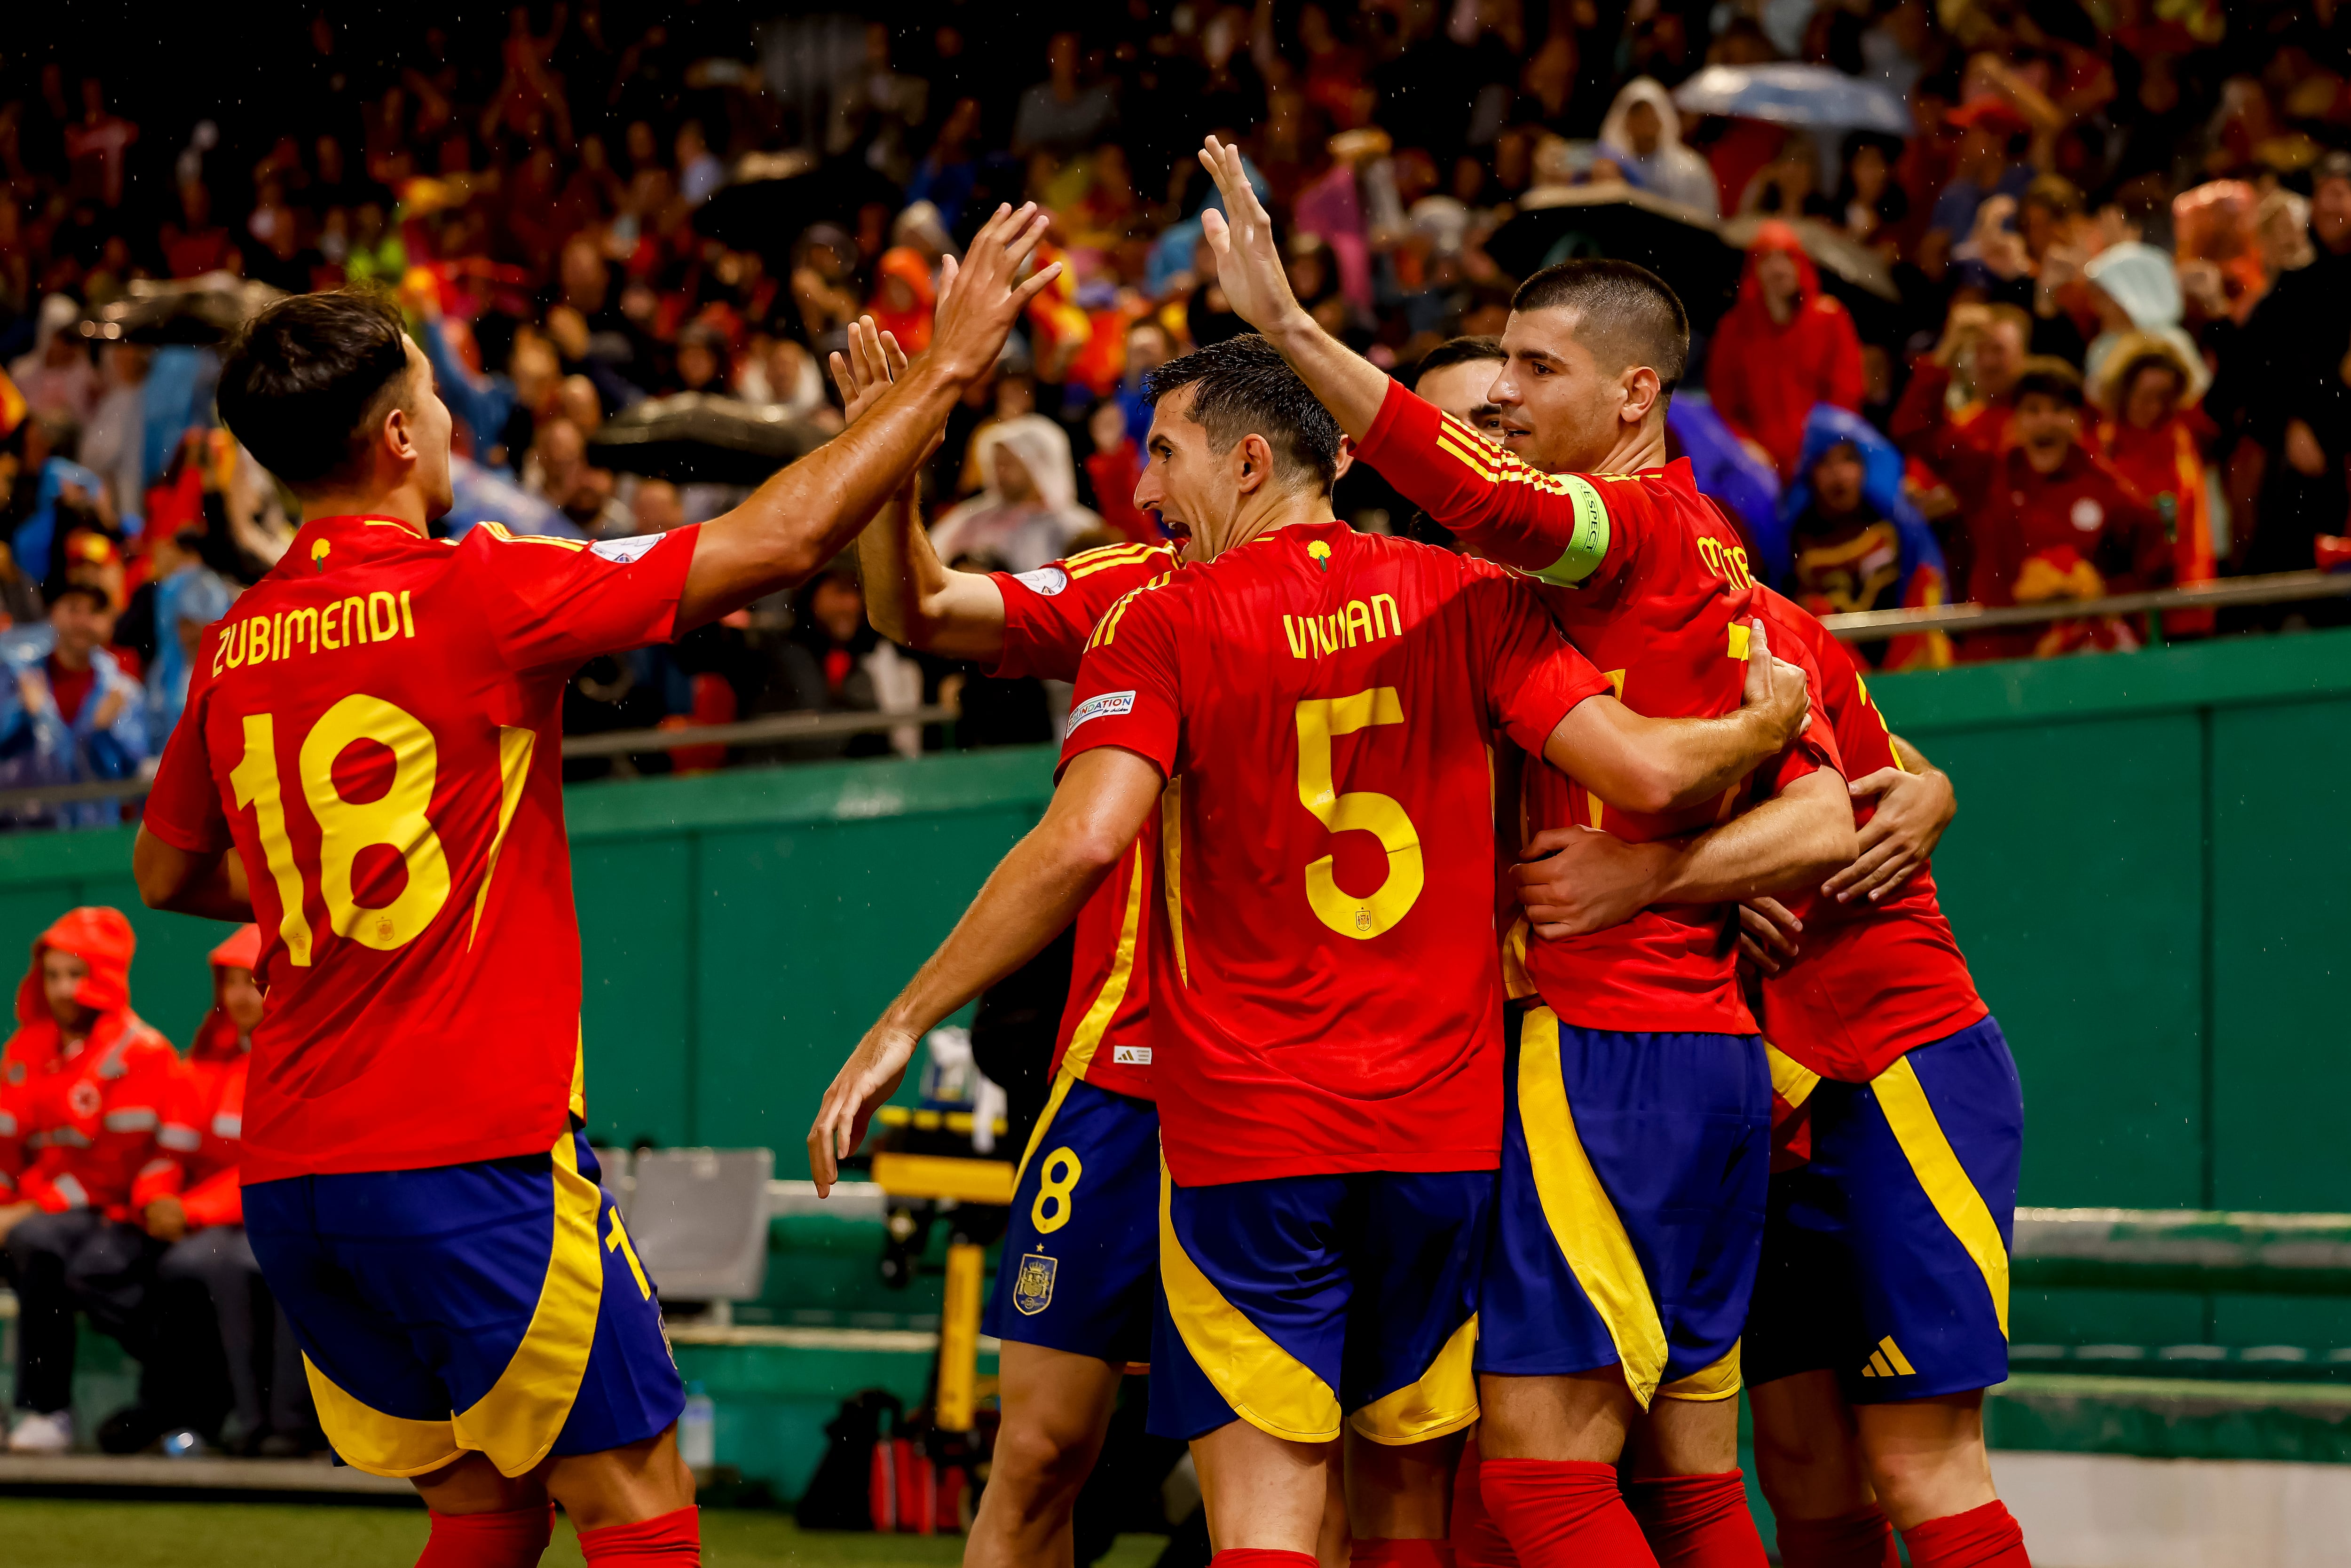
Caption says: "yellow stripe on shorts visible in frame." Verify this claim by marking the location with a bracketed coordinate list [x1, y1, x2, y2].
[310, 1126, 606, 1479]
[1514, 1006, 1670, 1407]
[1872, 1055, 2011, 1339]
[1158, 1161, 1342, 1443]
[1349, 1313, 1482, 1445]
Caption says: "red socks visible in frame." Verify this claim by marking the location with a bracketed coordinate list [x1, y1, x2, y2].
[1774, 1504, 1900, 1568]
[1354, 1541, 1456, 1566]
[415, 1504, 554, 1568]
[1208, 1553, 1321, 1568]
[1451, 1436, 1521, 1568]
[1623, 1472, 1766, 1567]
[1901, 1500, 2030, 1568]
[1480, 1458, 1658, 1567]
[576, 1505, 702, 1565]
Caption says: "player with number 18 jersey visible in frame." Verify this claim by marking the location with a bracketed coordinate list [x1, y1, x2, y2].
[140, 515, 694, 1480]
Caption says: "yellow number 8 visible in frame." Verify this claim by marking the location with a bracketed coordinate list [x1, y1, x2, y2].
[299, 695, 453, 951]
[1294, 689, 1424, 940]
[1032, 1147, 1082, 1235]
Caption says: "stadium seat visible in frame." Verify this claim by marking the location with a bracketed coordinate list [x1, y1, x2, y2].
[626, 1148, 775, 1310]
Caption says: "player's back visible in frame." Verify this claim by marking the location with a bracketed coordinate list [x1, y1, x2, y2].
[1751, 588, 1983, 1079]
[141, 516, 695, 1182]
[1059, 520, 1605, 1185]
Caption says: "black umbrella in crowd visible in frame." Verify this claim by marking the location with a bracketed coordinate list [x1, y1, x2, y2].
[79, 274, 285, 347]
[587, 393, 833, 487]
[694, 150, 903, 259]
[1485, 189, 1747, 330]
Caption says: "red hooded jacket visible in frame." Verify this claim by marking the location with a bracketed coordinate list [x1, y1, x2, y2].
[1705, 223, 1865, 480]
[0, 907, 183, 1220]
[159, 924, 259, 1230]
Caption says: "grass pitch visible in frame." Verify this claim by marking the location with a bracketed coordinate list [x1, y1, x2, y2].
[0, 1499, 1170, 1566]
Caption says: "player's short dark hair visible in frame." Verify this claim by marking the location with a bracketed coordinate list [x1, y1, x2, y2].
[219, 288, 414, 488]
[1410, 335, 1505, 389]
[2013, 356, 2084, 409]
[1141, 334, 1344, 494]
[1509, 259, 1690, 394]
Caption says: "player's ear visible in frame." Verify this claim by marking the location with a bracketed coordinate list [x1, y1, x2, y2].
[1236, 433, 1274, 494]
[1622, 364, 1663, 426]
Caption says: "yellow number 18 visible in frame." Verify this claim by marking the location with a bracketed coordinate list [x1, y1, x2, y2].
[1294, 689, 1425, 940]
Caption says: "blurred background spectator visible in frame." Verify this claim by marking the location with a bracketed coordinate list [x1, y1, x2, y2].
[2, 0, 2347, 811]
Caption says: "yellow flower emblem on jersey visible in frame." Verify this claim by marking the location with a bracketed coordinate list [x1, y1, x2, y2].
[311, 537, 332, 571]
[1307, 539, 1332, 571]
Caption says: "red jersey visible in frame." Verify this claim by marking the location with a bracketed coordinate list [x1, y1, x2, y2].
[141, 516, 697, 1182]
[1356, 383, 1835, 1035]
[1061, 520, 1610, 1185]
[1751, 591, 1987, 1080]
[989, 540, 1179, 1100]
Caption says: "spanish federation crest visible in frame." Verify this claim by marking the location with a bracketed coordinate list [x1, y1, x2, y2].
[1013, 1253, 1057, 1316]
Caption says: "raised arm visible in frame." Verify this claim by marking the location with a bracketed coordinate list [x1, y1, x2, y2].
[828, 318, 1013, 660]
[677, 205, 1063, 630]
[1543, 618, 1810, 816]
[805, 746, 1163, 1192]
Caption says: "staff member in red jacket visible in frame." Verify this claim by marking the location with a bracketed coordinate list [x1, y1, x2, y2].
[0, 907, 189, 1454]
[152, 926, 316, 1456]
[1707, 221, 1866, 480]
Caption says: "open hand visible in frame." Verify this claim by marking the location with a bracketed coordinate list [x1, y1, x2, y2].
[1823, 763, 1957, 903]
[828, 316, 908, 425]
[1197, 137, 1308, 333]
[807, 1021, 922, 1196]
[929, 203, 1063, 384]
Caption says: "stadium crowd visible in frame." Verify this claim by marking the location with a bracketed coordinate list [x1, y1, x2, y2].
[0, 0, 2348, 822]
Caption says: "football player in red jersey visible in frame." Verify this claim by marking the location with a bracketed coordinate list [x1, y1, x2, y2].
[813, 335, 1816, 1568]
[127, 205, 1064, 1568]
[1732, 593, 2031, 1568]
[824, 320, 1179, 1568]
[1196, 137, 1855, 1566]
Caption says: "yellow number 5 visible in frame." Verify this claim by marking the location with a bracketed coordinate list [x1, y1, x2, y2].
[1294, 689, 1424, 940]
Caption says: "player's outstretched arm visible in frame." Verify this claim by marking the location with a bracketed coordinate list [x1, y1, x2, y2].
[1822, 733, 1957, 903]
[677, 204, 1064, 631]
[1514, 769, 1858, 939]
[1196, 137, 1390, 439]
[1543, 618, 1811, 816]
[132, 831, 252, 922]
[805, 747, 1161, 1195]
[829, 317, 1010, 660]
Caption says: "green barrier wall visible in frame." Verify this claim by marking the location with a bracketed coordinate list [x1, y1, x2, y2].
[8, 628, 2346, 1217]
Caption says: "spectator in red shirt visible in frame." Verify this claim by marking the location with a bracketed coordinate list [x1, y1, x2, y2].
[1707, 221, 1866, 479]
[151, 926, 316, 1455]
[2091, 332, 2217, 636]
[1950, 360, 2173, 659]
[1083, 398, 1155, 545]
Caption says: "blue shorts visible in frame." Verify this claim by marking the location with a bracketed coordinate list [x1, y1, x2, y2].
[244, 1127, 685, 1479]
[1745, 1016, 2021, 1403]
[1152, 1166, 1490, 1447]
[982, 1071, 1159, 1367]
[1478, 1004, 1770, 1407]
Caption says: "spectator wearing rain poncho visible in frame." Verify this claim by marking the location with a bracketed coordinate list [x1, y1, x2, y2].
[1706, 221, 1866, 480]
[928, 415, 1101, 575]
[0, 584, 150, 827]
[1764, 406, 1954, 670]
[142, 550, 233, 746]
[1597, 77, 1721, 218]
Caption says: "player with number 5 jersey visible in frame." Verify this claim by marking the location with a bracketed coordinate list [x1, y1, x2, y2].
[131, 206, 1067, 1568]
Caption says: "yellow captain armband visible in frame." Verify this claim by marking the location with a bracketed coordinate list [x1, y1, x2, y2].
[1530, 474, 1610, 587]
